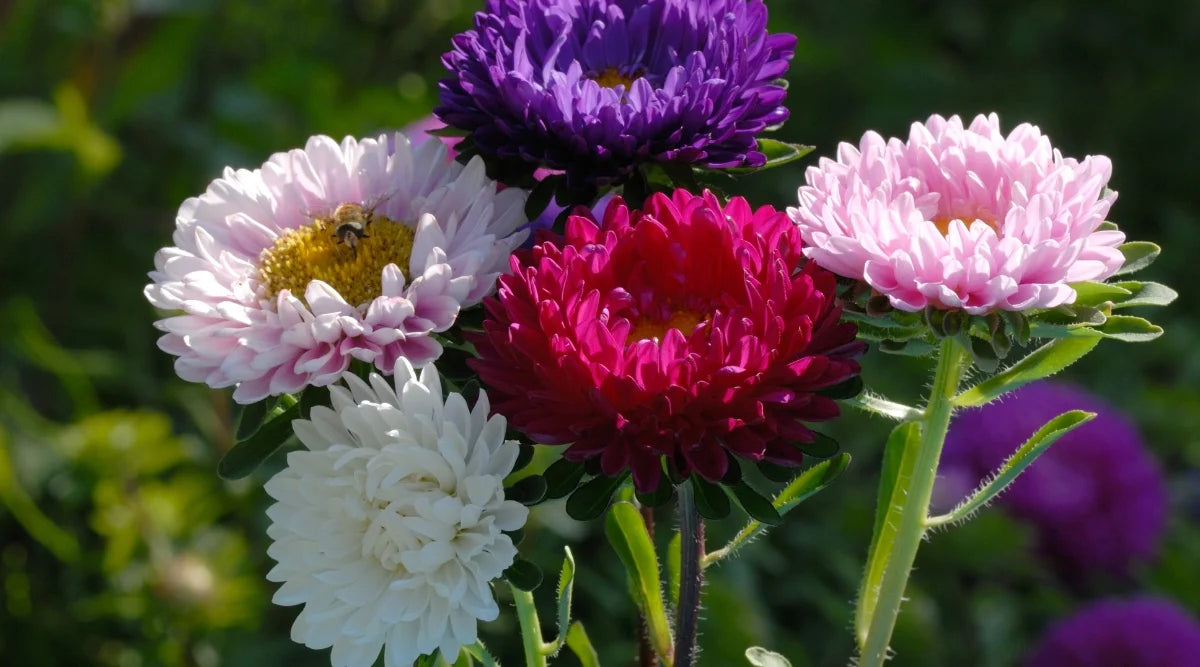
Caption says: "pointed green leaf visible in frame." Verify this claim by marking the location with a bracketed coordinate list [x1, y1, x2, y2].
[543, 457, 587, 500]
[234, 396, 277, 440]
[506, 474, 547, 506]
[566, 622, 601, 667]
[703, 453, 851, 569]
[565, 473, 626, 521]
[690, 477, 731, 519]
[460, 642, 498, 667]
[1110, 281, 1179, 309]
[856, 422, 920, 648]
[503, 558, 543, 591]
[927, 411, 1096, 527]
[217, 394, 302, 480]
[796, 432, 840, 458]
[605, 502, 673, 663]
[724, 139, 815, 173]
[953, 337, 1101, 408]
[667, 531, 682, 607]
[1113, 241, 1161, 276]
[746, 647, 794, 667]
[728, 481, 782, 526]
[547, 547, 576, 655]
[525, 175, 560, 220]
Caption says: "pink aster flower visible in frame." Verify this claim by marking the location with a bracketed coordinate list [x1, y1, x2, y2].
[145, 132, 528, 403]
[470, 190, 865, 492]
[789, 113, 1125, 314]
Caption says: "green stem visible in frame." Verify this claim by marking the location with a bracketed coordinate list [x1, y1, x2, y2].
[511, 584, 549, 667]
[673, 482, 704, 667]
[858, 338, 967, 667]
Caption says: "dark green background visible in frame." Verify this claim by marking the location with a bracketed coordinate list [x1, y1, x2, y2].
[1, 1, 1197, 665]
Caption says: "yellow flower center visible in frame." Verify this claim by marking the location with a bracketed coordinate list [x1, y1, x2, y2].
[257, 203, 416, 308]
[629, 309, 705, 343]
[593, 67, 641, 89]
[932, 208, 999, 236]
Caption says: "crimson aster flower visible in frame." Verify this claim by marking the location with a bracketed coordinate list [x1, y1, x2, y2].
[145, 132, 527, 403]
[789, 113, 1125, 314]
[470, 190, 864, 492]
[436, 0, 796, 187]
[1024, 597, 1200, 667]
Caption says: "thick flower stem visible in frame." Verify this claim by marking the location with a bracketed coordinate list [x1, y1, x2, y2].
[859, 338, 967, 667]
[511, 584, 549, 667]
[674, 482, 705, 667]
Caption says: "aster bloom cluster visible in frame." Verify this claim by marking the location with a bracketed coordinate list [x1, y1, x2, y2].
[471, 190, 864, 492]
[790, 113, 1124, 314]
[1024, 597, 1200, 667]
[437, 0, 796, 188]
[143, 1, 1177, 666]
[937, 381, 1167, 577]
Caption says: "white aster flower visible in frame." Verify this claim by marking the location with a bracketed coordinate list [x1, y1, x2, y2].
[145, 132, 528, 403]
[264, 361, 528, 667]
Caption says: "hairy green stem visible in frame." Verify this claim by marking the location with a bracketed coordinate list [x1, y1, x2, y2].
[674, 483, 704, 667]
[511, 584, 549, 667]
[858, 338, 967, 667]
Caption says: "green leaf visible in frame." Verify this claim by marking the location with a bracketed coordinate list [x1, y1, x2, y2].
[234, 396, 280, 440]
[525, 175, 560, 220]
[855, 422, 921, 648]
[566, 622, 601, 667]
[796, 431, 839, 458]
[952, 337, 1101, 408]
[460, 642, 499, 667]
[816, 375, 864, 400]
[503, 558, 543, 591]
[1093, 314, 1164, 342]
[1070, 280, 1133, 306]
[1110, 281, 1179, 308]
[724, 139, 815, 173]
[547, 547, 576, 656]
[506, 475, 547, 506]
[217, 394, 303, 480]
[565, 473, 626, 521]
[605, 502, 673, 663]
[1113, 241, 1161, 276]
[667, 531, 682, 607]
[635, 481, 674, 507]
[728, 481, 782, 525]
[926, 411, 1096, 527]
[746, 647, 794, 667]
[690, 477, 731, 519]
[427, 125, 470, 138]
[542, 457, 587, 500]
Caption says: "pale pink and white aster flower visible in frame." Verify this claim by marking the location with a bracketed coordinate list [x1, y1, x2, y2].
[789, 113, 1125, 314]
[145, 132, 528, 403]
[264, 361, 528, 667]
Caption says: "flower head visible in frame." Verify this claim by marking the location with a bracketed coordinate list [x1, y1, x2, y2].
[470, 190, 864, 492]
[264, 362, 528, 667]
[789, 113, 1125, 314]
[145, 132, 527, 403]
[1024, 597, 1200, 667]
[437, 0, 796, 186]
[936, 381, 1167, 576]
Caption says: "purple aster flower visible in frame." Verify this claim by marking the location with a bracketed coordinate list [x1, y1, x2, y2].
[935, 381, 1168, 577]
[1024, 597, 1200, 667]
[436, 0, 796, 187]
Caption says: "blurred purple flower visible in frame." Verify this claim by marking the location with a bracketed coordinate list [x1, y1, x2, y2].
[436, 0, 796, 187]
[1024, 597, 1200, 667]
[936, 381, 1167, 576]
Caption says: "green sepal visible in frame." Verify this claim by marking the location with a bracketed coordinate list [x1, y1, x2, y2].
[1112, 241, 1160, 276]
[218, 393, 302, 480]
[565, 473, 627, 521]
[542, 457, 587, 500]
[816, 375, 864, 400]
[635, 480, 675, 507]
[690, 477, 731, 519]
[505, 474, 547, 506]
[503, 558, 543, 591]
[795, 431, 839, 458]
[524, 174, 561, 221]
[724, 139, 815, 174]
[727, 481, 783, 525]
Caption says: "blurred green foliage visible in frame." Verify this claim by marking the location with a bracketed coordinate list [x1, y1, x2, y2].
[0, 0, 1197, 665]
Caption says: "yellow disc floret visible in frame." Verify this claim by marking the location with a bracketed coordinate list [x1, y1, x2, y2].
[257, 204, 416, 308]
[629, 309, 706, 344]
[593, 67, 641, 89]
